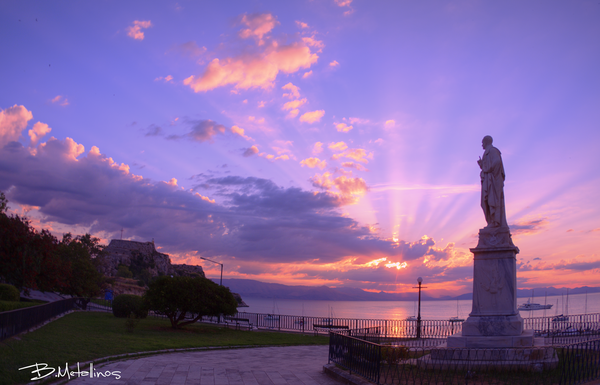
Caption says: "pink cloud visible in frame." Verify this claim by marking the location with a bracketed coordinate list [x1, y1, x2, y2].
[231, 125, 253, 141]
[295, 21, 309, 29]
[349, 117, 369, 124]
[239, 13, 279, 45]
[50, 95, 69, 106]
[154, 75, 174, 83]
[286, 109, 299, 119]
[328, 141, 348, 152]
[300, 157, 327, 170]
[310, 172, 367, 204]
[334, 175, 368, 196]
[302, 37, 324, 52]
[334, 0, 352, 6]
[28, 122, 52, 146]
[334, 0, 354, 16]
[384, 119, 396, 129]
[302, 70, 313, 78]
[0, 105, 33, 147]
[282, 98, 307, 111]
[243, 145, 259, 157]
[335, 122, 353, 133]
[184, 42, 318, 92]
[127, 20, 153, 40]
[342, 162, 368, 172]
[299, 110, 325, 123]
[282, 83, 301, 98]
[312, 142, 324, 155]
[332, 148, 373, 164]
[329, 60, 340, 68]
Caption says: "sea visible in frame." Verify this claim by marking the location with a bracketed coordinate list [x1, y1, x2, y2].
[241, 292, 600, 320]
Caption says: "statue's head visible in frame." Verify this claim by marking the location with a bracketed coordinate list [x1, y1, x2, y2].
[482, 135, 493, 148]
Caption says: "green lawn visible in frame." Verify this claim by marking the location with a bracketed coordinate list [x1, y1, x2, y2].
[0, 311, 329, 385]
[0, 300, 45, 312]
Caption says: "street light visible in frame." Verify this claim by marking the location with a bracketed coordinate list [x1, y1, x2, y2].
[200, 257, 223, 286]
[412, 277, 427, 339]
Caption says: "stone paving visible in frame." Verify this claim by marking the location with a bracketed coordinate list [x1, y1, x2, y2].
[66, 345, 341, 385]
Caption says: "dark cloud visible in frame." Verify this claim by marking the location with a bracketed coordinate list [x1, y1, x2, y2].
[243, 146, 259, 157]
[169, 41, 207, 58]
[145, 124, 162, 136]
[147, 119, 230, 143]
[0, 139, 399, 265]
[510, 218, 549, 236]
[519, 258, 600, 272]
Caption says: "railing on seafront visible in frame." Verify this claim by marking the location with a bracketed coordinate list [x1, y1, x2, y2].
[233, 311, 468, 337]
[328, 329, 600, 385]
[86, 300, 600, 341]
[0, 297, 83, 341]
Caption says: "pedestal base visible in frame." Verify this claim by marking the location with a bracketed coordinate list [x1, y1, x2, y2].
[419, 337, 558, 371]
[447, 329, 534, 348]
[462, 314, 525, 337]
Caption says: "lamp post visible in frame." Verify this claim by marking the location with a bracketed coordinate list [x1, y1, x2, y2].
[412, 277, 427, 339]
[200, 257, 223, 286]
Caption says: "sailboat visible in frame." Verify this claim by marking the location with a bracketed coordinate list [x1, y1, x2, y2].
[406, 301, 417, 321]
[264, 298, 280, 321]
[552, 291, 568, 322]
[449, 299, 465, 322]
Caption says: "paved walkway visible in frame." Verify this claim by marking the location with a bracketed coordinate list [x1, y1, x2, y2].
[66, 345, 340, 385]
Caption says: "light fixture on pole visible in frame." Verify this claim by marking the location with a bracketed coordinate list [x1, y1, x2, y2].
[412, 277, 427, 339]
[200, 257, 223, 286]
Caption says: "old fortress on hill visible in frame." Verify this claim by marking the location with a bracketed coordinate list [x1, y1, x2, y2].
[101, 239, 205, 278]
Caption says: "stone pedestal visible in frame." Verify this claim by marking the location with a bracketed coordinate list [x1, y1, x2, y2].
[447, 226, 534, 348]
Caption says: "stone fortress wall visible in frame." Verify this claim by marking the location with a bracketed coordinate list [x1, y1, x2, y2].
[101, 239, 205, 278]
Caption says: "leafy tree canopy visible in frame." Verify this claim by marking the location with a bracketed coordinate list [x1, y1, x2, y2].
[144, 276, 237, 329]
[0, 191, 105, 300]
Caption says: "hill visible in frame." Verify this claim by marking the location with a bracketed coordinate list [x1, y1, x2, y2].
[215, 278, 600, 302]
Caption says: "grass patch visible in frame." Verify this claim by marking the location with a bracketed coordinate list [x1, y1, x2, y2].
[0, 300, 45, 312]
[0, 311, 328, 385]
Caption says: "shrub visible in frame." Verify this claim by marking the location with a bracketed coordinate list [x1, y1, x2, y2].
[0, 283, 20, 302]
[117, 265, 133, 278]
[112, 294, 147, 319]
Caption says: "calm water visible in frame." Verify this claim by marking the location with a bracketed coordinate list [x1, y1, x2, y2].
[241, 292, 600, 320]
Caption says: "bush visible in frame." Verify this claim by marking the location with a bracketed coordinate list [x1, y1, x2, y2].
[117, 265, 133, 278]
[0, 283, 20, 302]
[112, 294, 147, 319]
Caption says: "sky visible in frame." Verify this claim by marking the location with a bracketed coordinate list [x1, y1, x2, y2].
[1, 0, 599, 297]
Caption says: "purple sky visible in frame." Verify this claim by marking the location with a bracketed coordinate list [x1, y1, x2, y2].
[1, 0, 599, 296]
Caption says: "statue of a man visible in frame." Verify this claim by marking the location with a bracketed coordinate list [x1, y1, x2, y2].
[477, 136, 508, 228]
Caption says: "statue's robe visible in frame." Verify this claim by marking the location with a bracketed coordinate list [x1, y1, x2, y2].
[480, 145, 508, 228]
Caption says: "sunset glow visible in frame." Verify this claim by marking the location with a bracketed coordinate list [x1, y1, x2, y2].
[1, 1, 599, 297]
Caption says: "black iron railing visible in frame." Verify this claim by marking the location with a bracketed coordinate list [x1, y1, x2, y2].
[85, 300, 600, 340]
[329, 329, 600, 385]
[0, 297, 82, 341]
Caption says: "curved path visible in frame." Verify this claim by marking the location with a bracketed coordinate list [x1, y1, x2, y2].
[66, 345, 340, 385]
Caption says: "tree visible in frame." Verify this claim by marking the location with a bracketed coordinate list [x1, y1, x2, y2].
[0, 212, 66, 292]
[56, 233, 106, 305]
[0, 191, 7, 214]
[144, 276, 237, 329]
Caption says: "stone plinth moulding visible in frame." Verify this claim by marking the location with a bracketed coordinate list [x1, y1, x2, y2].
[447, 226, 534, 348]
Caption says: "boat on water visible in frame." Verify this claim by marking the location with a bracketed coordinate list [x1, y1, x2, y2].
[405, 316, 417, 321]
[518, 298, 553, 311]
[448, 300, 465, 322]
